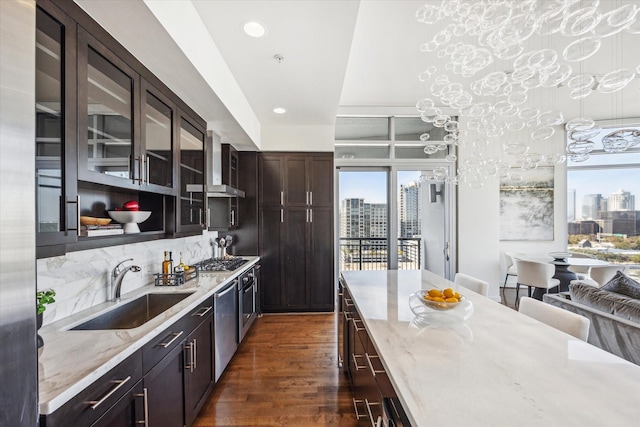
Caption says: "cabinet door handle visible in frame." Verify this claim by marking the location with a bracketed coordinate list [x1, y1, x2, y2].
[309, 209, 313, 223]
[352, 398, 367, 420]
[309, 191, 313, 205]
[231, 210, 235, 225]
[280, 191, 284, 206]
[140, 155, 146, 184]
[343, 311, 352, 322]
[306, 191, 309, 205]
[155, 331, 183, 348]
[133, 156, 145, 184]
[364, 399, 381, 427]
[306, 209, 309, 223]
[365, 353, 385, 377]
[351, 353, 366, 371]
[353, 319, 365, 332]
[75, 195, 81, 236]
[145, 155, 150, 185]
[184, 340, 195, 372]
[192, 306, 212, 317]
[206, 208, 211, 228]
[193, 338, 197, 370]
[84, 376, 131, 410]
[280, 208, 283, 223]
[134, 387, 149, 426]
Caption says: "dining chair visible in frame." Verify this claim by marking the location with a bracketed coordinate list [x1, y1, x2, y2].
[573, 265, 630, 287]
[567, 252, 594, 280]
[518, 297, 590, 341]
[514, 259, 560, 306]
[454, 273, 489, 297]
[501, 252, 519, 287]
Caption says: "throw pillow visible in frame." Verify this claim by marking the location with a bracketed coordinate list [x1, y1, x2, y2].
[569, 283, 617, 314]
[601, 271, 640, 299]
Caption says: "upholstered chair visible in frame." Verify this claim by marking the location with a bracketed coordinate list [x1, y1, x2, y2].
[519, 297, 590, 341]
[454, 272, 489, 297]
[514, 259, 560, 306]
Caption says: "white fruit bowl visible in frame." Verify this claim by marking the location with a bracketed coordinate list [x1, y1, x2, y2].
[108, 211, 151, 234]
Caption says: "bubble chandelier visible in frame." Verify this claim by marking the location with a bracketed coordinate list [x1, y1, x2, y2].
[415, 0, 640, 187]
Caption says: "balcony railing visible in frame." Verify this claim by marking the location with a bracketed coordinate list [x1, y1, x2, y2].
[339, 237, 421, 271]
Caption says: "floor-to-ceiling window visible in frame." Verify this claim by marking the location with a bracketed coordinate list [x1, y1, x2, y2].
[567, 120, 640, 280]
[335, 116, 457, 279]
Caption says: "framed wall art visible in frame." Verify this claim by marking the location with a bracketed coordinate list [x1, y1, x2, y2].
[500, 167, 554, 241]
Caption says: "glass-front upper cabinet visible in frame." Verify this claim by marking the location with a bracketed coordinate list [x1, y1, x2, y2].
[178, 115, 206, 232]
[35, 5, 78, 248]
[77, 28, 139, 188]
[140, 81, 175, 195]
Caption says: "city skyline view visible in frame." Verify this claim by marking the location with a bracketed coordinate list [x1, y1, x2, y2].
[569, 168, 640, 220]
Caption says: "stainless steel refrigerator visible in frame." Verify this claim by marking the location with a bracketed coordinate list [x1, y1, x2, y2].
[0, 1, 38, 425]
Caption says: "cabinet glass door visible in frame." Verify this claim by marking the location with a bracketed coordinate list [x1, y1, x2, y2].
[36, 6, 77, 248]
[179, 118, 205, 228]
[143, 89, 173, 189]
[85, 46, 133, 180]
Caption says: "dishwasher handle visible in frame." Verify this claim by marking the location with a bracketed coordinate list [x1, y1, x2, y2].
[215, 281, 238, 298]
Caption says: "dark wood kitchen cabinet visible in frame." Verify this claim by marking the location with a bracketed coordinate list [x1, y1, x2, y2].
[258, 152, 334, 312]
[183, 312, 215, 426]
[77, 29, 177, 197]
[340, 283, 411, 426]
[35, 0, 210, 257]
[177, 114, 206, 235]
[39, 350, 144, 427]
[144, 340, 185, 427]
[89, 380, 145, 427]
[35, 3, 79, 249]
[142, 296, 214, 427]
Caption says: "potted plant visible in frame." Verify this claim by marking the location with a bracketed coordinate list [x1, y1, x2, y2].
[36, 289, 56, 348]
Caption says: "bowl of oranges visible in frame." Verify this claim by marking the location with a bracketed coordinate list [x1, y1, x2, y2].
[414, 288, 464, 311]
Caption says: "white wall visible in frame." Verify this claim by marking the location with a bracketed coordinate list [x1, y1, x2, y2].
[261, 124, 335, 151]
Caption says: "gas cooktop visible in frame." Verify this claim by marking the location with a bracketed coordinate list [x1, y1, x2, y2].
[193, 257, 248, 272]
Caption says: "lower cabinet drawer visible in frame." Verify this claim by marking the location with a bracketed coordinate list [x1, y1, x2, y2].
[40, 350, 143, 427]
[142, 297, 214, 375]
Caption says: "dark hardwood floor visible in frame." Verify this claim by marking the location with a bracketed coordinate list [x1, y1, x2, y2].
[194, 292, 519, 426]
[193, 314, 358, 427]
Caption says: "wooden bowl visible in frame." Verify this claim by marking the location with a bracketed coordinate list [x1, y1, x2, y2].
[80, 216, 112, 226]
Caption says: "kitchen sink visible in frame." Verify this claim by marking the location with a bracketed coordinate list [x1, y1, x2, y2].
[71, 292, 193, 330]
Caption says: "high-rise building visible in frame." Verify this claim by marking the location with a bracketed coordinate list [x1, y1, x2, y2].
[582, 194, 602, 220]
[340, 198, 387, 238]
[367, 203, 387, 238]
[567, 188, 576, 221]
[607, 188, 635, 211]
[399, 181, 421, 238]
[340, 198, 365, 238]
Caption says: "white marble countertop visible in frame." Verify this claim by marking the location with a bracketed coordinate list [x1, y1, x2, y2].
[340, 270, 640, 427]
[38, 256, 259, 415]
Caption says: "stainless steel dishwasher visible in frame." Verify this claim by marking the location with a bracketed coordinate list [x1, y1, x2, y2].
[214, 279, 238, 381]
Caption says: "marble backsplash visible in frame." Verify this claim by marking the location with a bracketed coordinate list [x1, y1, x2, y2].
[37, 231, 219, 325]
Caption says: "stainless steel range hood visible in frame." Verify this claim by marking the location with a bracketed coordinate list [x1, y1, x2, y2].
[186, 184, 245, 198]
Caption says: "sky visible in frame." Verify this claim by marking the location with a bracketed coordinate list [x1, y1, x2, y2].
[339, 171, 420, 204]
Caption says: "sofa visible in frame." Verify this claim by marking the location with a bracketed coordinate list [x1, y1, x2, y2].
[543, 275, 640, 366]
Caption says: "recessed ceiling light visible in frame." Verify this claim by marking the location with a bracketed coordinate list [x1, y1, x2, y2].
[273, 108, 286, 114]
[243, 21, 266, 38]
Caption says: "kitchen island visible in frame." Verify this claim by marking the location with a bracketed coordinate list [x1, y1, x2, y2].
[340, 270, 640, 426]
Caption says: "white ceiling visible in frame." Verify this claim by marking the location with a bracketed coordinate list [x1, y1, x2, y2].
[76, 0, 640, 150]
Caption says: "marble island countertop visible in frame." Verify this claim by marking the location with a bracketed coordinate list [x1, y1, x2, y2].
[341, 270, 640, 427]
[38, 256, 259, 415]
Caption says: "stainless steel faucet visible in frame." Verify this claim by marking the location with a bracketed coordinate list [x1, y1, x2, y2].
[111, 258, 141, 301]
